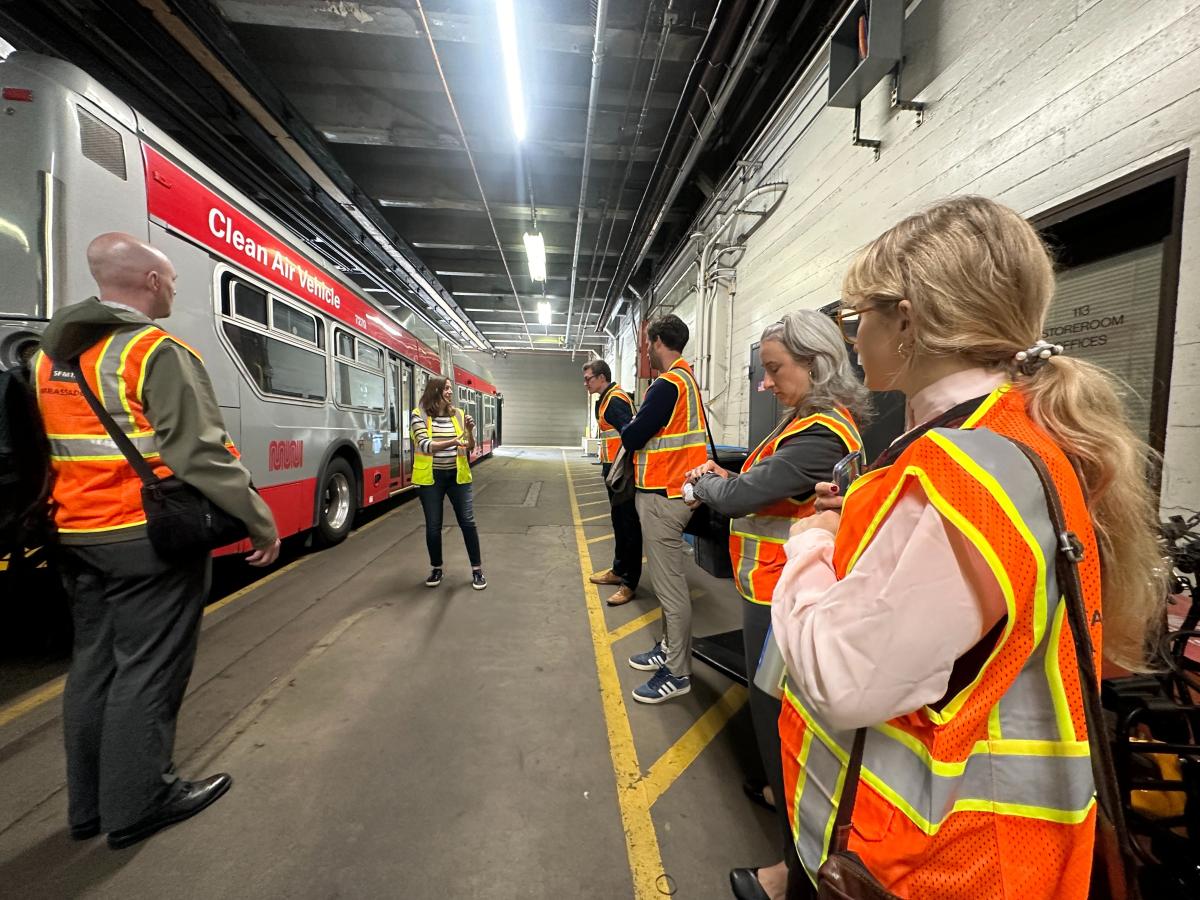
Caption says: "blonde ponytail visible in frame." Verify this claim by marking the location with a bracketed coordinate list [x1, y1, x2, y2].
[1020, 357, 1167, 670]
[845, 196, 1167, 671]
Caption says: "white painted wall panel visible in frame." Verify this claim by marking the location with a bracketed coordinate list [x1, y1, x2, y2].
[459, 351, 588, 446]
[686, 0, 1198, 514]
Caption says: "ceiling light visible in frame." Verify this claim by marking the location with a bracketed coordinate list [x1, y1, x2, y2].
[496, 0, 527, 140]
[523, 231, 546, 282]
[537, 301, 551, 325]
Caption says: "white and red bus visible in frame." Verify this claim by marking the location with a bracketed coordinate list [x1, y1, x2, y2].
[0, 53, 500, 551]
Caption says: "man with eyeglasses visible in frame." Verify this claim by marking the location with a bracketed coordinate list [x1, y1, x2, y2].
[582, 359, 641, 606]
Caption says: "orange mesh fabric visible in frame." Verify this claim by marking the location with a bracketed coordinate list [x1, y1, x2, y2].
[781, 386, 1100, 899]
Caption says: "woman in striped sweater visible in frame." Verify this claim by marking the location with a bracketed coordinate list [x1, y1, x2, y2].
[410, 376, 486, 590]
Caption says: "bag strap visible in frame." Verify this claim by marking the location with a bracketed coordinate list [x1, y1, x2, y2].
[830, 726, 867, 854]
[69, 359, 159, 486]
[1005, 439, 1141, 891]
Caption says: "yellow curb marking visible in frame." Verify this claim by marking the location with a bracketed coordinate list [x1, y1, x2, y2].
[563, 452, 665, 898]
[607, 608, 662, 645]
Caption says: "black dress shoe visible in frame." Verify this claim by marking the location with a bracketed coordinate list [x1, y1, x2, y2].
[107, 773, 232, 850]
[742, 780, 777, 813]
[730, 867, 771, 900]
[69, 819, 100, 840]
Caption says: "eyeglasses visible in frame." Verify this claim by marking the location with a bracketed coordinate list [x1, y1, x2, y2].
[583, 374, 597, 382]
[834, 306, 864, 345]
[835, 299, 894, 345]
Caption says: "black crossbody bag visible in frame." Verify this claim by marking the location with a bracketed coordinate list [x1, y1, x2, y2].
[71, 360, 249, 557]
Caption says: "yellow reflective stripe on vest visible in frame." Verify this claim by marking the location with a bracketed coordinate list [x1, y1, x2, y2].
[48, 431, 160, 461]
[730, 512, 796, 543]
[641, 431, 707, 451]
[95, 326, 158, 432]
[787, 686, 1096, 874]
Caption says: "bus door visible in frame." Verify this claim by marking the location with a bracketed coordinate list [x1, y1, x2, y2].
[401, 362, 414, 481]
[386, 355, 410, 488]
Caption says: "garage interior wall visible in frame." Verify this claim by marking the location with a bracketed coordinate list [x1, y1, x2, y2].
[458, 351, 588, 447]
[615, 0, 1199, 515]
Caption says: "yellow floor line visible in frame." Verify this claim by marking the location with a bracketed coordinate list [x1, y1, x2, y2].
[587, 533, 615, 544]
[607, 608, 661, 645]
[640, 682, 749, 807]
[563, 452, 665, 899]
[580, 513, 609, 523]
[0, 676, 68, 729]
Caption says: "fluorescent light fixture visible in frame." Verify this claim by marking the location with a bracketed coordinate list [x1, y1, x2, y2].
[537, 301, 552, 325]
[496, 0, 527, 140]
[523, 231, 546, 282]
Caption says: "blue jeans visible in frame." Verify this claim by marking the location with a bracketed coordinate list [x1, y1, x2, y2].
[418, 469, 482, 567]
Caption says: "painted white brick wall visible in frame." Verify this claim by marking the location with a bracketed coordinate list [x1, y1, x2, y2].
[656, 0, 1199, 515]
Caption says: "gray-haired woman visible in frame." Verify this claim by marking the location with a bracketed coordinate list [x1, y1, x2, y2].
[683, 310, 870, 900]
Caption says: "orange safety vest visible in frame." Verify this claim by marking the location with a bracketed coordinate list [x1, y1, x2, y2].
[779, 385, 1101, 898]
[34, 325, 224, 537]
[597, 384, 633, 464]
[728, 408, 862, 605]
[632, 358, 708, 498]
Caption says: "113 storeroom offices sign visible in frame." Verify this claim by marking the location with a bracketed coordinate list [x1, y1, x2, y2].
[1043, 242, 1163, 439]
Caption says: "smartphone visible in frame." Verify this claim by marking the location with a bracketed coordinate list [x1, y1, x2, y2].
[831, 452, 863, 494]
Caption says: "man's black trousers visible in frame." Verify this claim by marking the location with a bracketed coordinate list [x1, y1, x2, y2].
[58, 538, 210, 832]
[601, 461, 642, 589]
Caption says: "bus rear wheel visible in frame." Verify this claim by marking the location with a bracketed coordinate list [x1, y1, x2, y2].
[316, 458, 357, 546]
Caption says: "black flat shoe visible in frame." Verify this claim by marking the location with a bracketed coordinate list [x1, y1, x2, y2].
[107, 773, 232, 850]
[730, 868, 771, 900]
[69, 819, 100, 840]
[742, 780, 777, 813]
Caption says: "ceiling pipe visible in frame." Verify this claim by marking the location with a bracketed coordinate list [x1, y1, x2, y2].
[564, 0, 609, 348]
[599, 0, 777, 328]
[575, 0, 674, 352]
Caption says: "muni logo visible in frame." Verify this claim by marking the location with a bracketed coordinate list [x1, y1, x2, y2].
[268, 439, 304, 472]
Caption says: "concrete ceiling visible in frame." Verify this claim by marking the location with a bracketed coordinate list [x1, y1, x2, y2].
[213, 0, 722, 352]
[0, 0, 840, 354]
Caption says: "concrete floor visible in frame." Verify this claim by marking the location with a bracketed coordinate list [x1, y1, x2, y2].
[0, 447, 779, 899]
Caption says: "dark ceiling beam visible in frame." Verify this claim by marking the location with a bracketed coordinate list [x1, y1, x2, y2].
[318, 124, 660, 162]
[378, 196, 635, 222]
[412, 241, 624, 256]
[438, 270, 610, 282]
[216, 0, 702, 61]
[258, 62, 680, 113]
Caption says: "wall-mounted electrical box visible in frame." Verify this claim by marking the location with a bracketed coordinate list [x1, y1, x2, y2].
[827, 0, 904, 109]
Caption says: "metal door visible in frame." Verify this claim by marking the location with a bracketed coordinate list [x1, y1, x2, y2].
[747, 340, 783, 450]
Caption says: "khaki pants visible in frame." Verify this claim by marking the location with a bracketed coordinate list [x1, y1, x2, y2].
[635, 491, 696, 676]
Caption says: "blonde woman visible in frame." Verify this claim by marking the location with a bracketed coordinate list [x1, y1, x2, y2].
[771, 197, 1164, 899]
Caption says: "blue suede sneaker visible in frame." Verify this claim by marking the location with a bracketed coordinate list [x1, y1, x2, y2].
[628, 641, 667, 672]
[632, 666, 691, 704]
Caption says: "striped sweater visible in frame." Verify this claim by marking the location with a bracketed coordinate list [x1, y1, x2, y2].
[410, 410, 463, 469]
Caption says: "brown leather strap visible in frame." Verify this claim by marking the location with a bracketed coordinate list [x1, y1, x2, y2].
[1006, 438, 1141, 894]
[830, 727, 867, 854]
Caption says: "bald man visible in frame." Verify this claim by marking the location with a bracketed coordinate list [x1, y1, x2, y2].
[33, 233, 279, 849]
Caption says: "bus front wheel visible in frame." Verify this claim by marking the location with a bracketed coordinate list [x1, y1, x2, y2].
[316, 458, 357, 546]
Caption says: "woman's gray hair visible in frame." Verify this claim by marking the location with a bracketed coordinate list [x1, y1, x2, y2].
[761, 310, 872, 423]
